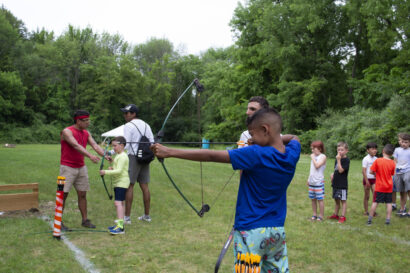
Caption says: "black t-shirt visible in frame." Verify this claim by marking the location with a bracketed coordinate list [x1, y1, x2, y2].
[332, 157, 350, 189]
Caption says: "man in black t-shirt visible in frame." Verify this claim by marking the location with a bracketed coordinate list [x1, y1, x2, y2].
[328, 142, 350, 223]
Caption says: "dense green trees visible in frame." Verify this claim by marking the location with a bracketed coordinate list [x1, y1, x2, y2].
[208, 0, 409, 155]
[0, 2, 408, 157]
[230, 0, 350, 131]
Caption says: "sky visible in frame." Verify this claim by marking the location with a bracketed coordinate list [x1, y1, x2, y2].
[1, 0, 244, 55]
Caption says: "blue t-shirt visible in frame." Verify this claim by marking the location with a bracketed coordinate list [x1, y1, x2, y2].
[228, 140, 301, 230]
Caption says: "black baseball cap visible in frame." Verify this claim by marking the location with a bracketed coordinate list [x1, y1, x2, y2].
[120, 104, 139, 114]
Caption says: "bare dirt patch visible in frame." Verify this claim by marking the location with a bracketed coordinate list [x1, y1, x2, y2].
[0, 201, 54, 218]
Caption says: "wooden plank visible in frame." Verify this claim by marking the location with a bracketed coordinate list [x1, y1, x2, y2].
[0, 183, 38, 192]
[0, 192, 39, 211]
[0, 183, 39, 211]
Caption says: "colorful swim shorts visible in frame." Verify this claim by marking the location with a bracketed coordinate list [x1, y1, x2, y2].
[233, 227, 289, 273]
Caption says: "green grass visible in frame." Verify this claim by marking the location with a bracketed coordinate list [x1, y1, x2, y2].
[0, 144, 409, 273]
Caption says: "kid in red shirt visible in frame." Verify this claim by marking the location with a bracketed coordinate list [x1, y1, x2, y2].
[367, 144, 396, 225]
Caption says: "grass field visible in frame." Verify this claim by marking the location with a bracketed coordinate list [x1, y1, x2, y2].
[0, 144, 409, 273]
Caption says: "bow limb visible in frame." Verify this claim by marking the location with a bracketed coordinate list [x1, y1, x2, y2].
[214, 227, 235, 273]
[160, 161, 201, 215]
[100, 142, 113, 200]
[156, 80, 196, 139]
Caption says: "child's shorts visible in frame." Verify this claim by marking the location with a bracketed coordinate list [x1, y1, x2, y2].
[393, 172, 410, 192]
[114, 187, 127, 201]
[332, 188, 348, 200]
[308, 183, 325, 200]
[362, 178, 376, 186]
[373, 191, 392, 203]
[234, 227, 288, 273]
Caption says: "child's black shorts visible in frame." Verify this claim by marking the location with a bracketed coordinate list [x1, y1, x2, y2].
[332, 188, 347, 200]
[114, 187, 127, 201]
[373, 191, 392, 203]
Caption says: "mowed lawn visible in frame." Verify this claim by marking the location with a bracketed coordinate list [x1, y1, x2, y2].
[0, 144, 409, 273]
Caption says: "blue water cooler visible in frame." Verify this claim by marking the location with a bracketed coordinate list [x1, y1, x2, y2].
[202, 138, 210, 149]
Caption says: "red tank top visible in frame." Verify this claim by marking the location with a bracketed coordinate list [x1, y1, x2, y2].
[60, 126, 89, 168]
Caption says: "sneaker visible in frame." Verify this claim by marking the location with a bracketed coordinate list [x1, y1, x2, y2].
[82, 219, 96, 228]
[396, 209, 406, 216]
[367, 220, 372, 226]
[385, 221, 391, 225]
[61, 222, 72, 232]
[108, 219, 120, 230]
[328, 214, 339, 220]
[110, 226, 125, 235]
[108, 222, 118, 230]
[392, 204, 397, 211]
[124, 217, 132, 225]
[138, 215, 152, 222]
[400, 211, 407, 218]
[338, 216, 346, 223]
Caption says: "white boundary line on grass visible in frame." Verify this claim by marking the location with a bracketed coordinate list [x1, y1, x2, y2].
[325, 220, 410, 246]
[40, 215, 100, 273]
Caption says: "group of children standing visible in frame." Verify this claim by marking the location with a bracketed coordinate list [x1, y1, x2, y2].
[307, 133, 410, 225]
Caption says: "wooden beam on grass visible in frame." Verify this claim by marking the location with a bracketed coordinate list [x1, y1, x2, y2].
[0, 183, 39, 211]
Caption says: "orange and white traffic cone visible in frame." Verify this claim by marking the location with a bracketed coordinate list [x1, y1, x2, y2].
[53, 176, 65, 240]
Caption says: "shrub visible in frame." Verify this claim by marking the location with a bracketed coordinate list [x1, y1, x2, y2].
[300, 94, 409, 159]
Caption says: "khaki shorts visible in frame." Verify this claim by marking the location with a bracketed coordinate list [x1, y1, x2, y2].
[59, 165, 89, 192]
[128, 155, 150, 185]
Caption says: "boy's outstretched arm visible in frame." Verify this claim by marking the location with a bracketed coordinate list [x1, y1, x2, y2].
[282, 134, 300, 144]
[151, 143, 231, 163]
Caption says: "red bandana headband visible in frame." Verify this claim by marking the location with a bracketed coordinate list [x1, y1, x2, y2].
[74, 115, 90, 120]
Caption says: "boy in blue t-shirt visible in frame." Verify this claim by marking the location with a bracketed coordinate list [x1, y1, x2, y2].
[151, 108, 301, 272]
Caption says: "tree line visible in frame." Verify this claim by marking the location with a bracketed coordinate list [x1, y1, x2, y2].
[0, 0, 408, 158]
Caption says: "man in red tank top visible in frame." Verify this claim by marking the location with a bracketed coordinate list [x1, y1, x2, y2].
[60, 110, 106, 230]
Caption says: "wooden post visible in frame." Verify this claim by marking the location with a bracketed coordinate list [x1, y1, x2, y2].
[0, 183, 39, 211]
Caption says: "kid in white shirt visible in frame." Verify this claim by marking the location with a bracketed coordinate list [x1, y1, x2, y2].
[307, 140, 327, 221]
